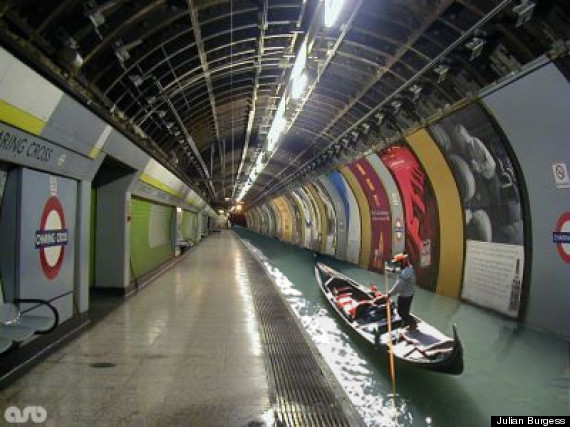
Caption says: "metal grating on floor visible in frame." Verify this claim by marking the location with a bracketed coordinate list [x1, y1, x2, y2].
[242, 248, 363, 426]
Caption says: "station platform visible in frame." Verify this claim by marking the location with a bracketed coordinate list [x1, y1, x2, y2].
[0, 231, 362, 426]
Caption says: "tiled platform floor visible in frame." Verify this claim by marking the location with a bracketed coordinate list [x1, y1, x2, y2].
[0, 231, 272, 426]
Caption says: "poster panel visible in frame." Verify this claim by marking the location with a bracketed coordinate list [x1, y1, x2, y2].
[313, 181, 337, 256]
[483, 62, 568, 329]
[296, 187, 320, 251]
[274, 196, 293, 242]
[341, 166, 371, 267]
[381, 144, 439, 291]
[269, 201, 282, 238]
[348, 158, 392, 272]
[365, 153, 406, 257]
[319, 176, 348, 260]
[292, 189, 313, 249]
[407, 129, 465, 299]
[329, 171, 361, 264]
[285, 192, 304, 246]
[303, 185, 324, 252]
[429, 102, 525, 315]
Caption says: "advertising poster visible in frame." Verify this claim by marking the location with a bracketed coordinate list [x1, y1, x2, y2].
[291, 190, 312, 249]
[313, 181, 338, 256]
[294, 188, 320, 251]
[285, 193, 304, 246]
[348, 158, 392, 272]
[381, 144, 439, 291]
[303, 185, 324, 252]
[273, 196, 293, 242]
[429, 102, 525, 316]
[329, 171, 361, 264]
[319, 176, 348, 261]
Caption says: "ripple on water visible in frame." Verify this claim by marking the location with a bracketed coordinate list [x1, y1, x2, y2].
[243, 240, 421, 427]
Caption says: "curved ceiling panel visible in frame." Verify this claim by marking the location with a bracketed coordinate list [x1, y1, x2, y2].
[1, 0, 568, 207]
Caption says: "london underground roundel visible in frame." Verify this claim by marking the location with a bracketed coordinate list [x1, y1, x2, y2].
[554, 212, 570, 264]
[35, 196, 68, 279]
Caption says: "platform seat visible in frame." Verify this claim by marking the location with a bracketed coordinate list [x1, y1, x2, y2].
[0, 338, 11, 353]
[0, 299, 59, 354]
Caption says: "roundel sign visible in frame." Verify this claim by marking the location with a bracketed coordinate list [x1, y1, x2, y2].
[553, 213, 570, 264]
[35, 196, 69, 279]
[394, 218, 404, 241]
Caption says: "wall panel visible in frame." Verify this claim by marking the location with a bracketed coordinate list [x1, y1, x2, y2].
[330, 171, 361, 264]
[341, 166, 370, 268]
[429, 102, 526, 316]
[130, 197, 174, 279]
[407, 129, 465, 298]
[319, 176, 348, 260]
[483, 62, 569, 334]
[381, 144, 439, 292]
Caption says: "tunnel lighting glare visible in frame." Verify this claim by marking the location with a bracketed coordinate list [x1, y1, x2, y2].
[324, 0, 344, 27]
[290, 41, 307, 82]
[236, 204, 243, 212]
[291, 73, 308, 99]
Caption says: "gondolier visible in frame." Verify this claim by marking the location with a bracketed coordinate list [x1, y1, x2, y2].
[314, 261, 463, 375]
[387, 253, 417, 330]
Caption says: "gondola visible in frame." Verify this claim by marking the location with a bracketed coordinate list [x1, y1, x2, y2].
[315, 261, 464, 375]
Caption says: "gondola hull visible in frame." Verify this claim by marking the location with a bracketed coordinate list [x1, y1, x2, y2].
[315, 262, 464, 375]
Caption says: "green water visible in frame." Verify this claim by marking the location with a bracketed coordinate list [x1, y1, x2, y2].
[234, 227, 569, 426]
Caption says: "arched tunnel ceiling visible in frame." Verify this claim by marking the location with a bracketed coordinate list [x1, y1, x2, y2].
[1, 0, 569, 207]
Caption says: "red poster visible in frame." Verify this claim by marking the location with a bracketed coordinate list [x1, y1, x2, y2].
[348, 158, 392, 272]
[381, 145, 439, 291]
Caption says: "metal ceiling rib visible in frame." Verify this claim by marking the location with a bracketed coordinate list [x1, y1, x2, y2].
[249, 0, 457, 206]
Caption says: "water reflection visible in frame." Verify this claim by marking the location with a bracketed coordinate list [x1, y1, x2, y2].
[237, 229, 569, 425]
[244, 240, 415, 426]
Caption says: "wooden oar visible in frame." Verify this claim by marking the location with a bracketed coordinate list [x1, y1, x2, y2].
[384, 262, 397, 406]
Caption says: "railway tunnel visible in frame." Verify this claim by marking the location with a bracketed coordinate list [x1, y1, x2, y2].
[0, 1, 569, 425]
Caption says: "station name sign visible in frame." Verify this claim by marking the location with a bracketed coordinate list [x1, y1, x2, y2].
[0, 123, 55, 163]
[35, 229, 69, 248]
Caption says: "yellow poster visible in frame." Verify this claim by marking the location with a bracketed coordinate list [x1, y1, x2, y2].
[407, 129, 465, 298]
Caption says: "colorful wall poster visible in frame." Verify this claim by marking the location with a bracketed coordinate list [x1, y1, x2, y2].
[381, 144, 439, 291]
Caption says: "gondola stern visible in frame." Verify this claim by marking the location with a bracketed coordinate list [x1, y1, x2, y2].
[446, 324, 464, 375]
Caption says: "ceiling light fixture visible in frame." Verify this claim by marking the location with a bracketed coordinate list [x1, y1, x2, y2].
[324, 0, 344, 28]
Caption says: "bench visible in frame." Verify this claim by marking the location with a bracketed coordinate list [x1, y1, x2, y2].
[0, 299, 59, 354]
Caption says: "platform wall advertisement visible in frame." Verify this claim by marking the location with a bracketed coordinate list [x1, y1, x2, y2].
[305, 184, 328, 254]
[284, 193, 303, 246]
[297, 187, 321, 251]
[483, 62, 569, 334]
[429, 102, 526, 317]
[381, 145, 439, 292]
[348, 158, 392, 273]
[269, 201, 282, 239]
[341, 166, 371, 268]
[273, 196, 293, 243]
[318, 176, 348, 261]
[313, 181, 338, 256]
[329, 171, 362, 264]
[292, 190, 313, 249]
[406, 129, 465, 299]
